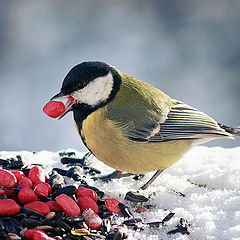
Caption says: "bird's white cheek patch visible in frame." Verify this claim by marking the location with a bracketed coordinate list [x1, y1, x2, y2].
[71, 72, 114, 106]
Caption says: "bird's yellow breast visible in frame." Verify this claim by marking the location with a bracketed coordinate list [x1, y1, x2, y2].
[79, 106, 193, 174]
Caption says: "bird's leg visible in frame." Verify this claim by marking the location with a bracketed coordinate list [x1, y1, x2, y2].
[140, 170, 163, 190]
[93, 170, 134, 182]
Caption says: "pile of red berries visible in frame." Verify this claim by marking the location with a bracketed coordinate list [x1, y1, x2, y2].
[0, 166, 122, 239]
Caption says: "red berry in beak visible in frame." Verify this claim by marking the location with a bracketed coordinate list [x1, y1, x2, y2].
[43, 101, 65, 118]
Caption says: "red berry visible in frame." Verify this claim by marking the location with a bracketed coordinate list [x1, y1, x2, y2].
[18, 177, 33, 188]
[0, 189, 4, 195]
[76, 187, 98, 202]
[24, 201, 50, 215]
[0, 169, 17, 188]
[2, 188, 17, 200]
[55, 194, 81, 216]
[11, 170, 26, 182]
[46, 201, 62, 213]
[18, 187, 38, 205]
[28, 166, 46, 185]
[33, 231, 55, 240]
[43, 101, 65, 119]
[77, 196, 98, 214]
[104, 198, 120, 214]
[87, 213, 102, 230]
[24, 229, 45, 239]
[0, 199, 21, 216]
[83, 209, 102, 230]
[34, 182, 51, 198]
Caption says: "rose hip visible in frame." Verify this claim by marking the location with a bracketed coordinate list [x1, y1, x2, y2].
[43, 101, 65, 119]
[76, 187, 98, 202]
[24, 201, 50, 215]
[18, 177, 33, 188]
[77, 196, 98, 214]
[104, 198, 120, 214]
[18, 187, 38, 205]
[0, 169, 17, 188]
[0, 199, 21, 216]
[28, 166, 46, 185]
[46, 201, 62, 213]
[11, 170, 26, 182]
[34, 182, 51, 198]
[33, 231, 55, 240]
[2, 188, 17, 200]
[83, 209, 102, 230]
[24, 229, 55, 240]
[24, 229, 45, 239]
[55, 194, 81, 216]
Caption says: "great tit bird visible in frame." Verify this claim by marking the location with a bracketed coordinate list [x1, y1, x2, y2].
[51, 61, 240, 191]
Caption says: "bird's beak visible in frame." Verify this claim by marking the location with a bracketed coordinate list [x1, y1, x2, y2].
[50, 92, 76, 120]
[50, 92, 65, 100]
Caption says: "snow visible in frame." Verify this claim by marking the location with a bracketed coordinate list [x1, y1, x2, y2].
[1, 146, 240, 240]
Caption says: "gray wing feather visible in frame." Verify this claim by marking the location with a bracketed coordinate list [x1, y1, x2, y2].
[128, 102, 231, 142]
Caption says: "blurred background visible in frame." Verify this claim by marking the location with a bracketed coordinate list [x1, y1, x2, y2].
[0, 0, 240, 152]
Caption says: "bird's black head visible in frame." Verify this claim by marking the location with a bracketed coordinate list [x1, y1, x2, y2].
[51, 61, 122, 120]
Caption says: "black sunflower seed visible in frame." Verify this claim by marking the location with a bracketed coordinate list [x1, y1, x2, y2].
[118, 203, 133, 218]
[54, 220, 72, 232]
[52, 185, 77, 198]
[162, 212, 175, 223]
[122, 218, 143, 226]
[13, 213, 27, 220]
[61, 157, 84, 165]
[0, 231, 7, 239]
[21, 218, 41, 228]
[124, 191, 148, 202]
[4, 221, 17, 234]
[5, 161, 24, 169]
[0, 158, 10, 166]
[8, 219, 23, 230]
[0, 219, 4, 230]
[21, 207, 45, 219]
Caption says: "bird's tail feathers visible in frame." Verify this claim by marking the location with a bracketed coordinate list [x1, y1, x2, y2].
[218, 123, 240, 137]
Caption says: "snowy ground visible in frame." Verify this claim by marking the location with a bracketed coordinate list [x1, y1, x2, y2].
[1, 146, 240, 240]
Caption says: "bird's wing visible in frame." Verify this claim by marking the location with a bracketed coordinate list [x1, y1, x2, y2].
[108, 101, 231, 142]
